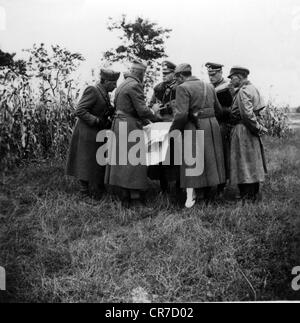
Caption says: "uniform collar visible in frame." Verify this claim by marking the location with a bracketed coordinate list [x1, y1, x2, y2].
[184, 76, 200, 83]
[126, 74, 143, 84]
[239, 79, 251, 88]
[213, 78, 225, 88]
[95, 82, 112, 107]
[96, 82, 108, 96]
[233, 80, 251, 99]
[165, 79, 177, 88]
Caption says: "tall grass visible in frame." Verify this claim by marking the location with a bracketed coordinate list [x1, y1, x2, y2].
[0, 44, 82, 172]
[0, 131, 299, 303]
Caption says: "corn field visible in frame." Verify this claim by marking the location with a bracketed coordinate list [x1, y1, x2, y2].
[261, 102, 291, 138]
[0, 45, 83, 172]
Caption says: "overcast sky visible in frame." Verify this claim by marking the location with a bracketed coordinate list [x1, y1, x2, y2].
[0, 0, 300, 106]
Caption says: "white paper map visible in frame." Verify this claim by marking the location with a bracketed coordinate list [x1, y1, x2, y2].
[143, 122, 172, 166]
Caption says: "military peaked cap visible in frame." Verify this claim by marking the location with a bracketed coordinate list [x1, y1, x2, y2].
[205, 62, 224, 75]
[162, 60, 177, 73]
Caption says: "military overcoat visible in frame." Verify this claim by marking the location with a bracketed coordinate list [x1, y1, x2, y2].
[148, 80, 180, 183]
[214, 78, 233, 180]
[171, 77, 226, 189]
[229, 80, 267, 184]
[66, 84, 112, 189]
[105, 74, 159, 191]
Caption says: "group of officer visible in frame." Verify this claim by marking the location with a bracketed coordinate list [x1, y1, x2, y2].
[66, 59, 268, 209]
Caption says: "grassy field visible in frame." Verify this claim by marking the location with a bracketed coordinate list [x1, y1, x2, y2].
[0, 130, 300, 303]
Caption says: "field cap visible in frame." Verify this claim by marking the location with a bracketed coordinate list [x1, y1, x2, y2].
[100, 69, 120, 81]
[228, 66, 250, 78]
[131, 59, 147, 70]
[174, 63, 192, 75]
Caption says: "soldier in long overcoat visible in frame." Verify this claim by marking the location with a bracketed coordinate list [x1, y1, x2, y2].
[66, 69, 120, 198]
[205, 63, 233, 196]
[170, 64, 226, 207]
[148, 60, 180, 192]
[227, 66, 268, 201]
[105, 61, 161, 207]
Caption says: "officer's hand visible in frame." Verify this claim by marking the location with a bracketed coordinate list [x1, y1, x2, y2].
[169, 100, 176, 109]
[259, 125, 268, 136]
[95, 117, 103, 128]
[155, 114, 163, 122]
[152, 103, 161, 113]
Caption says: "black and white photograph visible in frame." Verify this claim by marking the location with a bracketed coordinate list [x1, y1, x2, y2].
[0, 0, 300, 305]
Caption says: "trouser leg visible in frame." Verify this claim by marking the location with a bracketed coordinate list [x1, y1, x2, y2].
[238, 184, 246, 199]
[120, 188, 130, 200]
[130, 190, 141, 201]
[159, 168, 169, 192]
[254, 183, 260, 195]
[118, 189, 147, 208]
[203, 187, 213, 201]
[239, 183, 260, 201]
[239, 184, 250, 199]
[160, 177, 169, 192]
[131, 190, 148, 207]
[79, 180, 89, 196]
[175, 180, 181, 196]
[88, 181, 105, 200]
[117, 188, 131, 208]
[217, 183, 226, 195]
[253, 183, 260, 201]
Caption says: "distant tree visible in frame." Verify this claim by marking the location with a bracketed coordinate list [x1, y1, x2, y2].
[296, 106, 300, 113]
[0, 49, 14, 67]
[0, 49, 27, 75]
[102, 15, 172, 93]
[24, 43, 85, 103]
